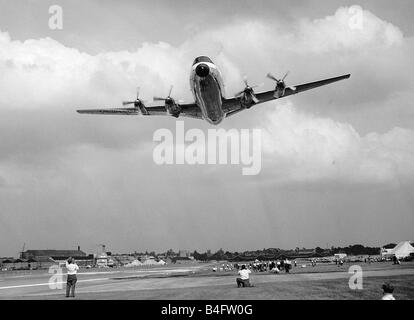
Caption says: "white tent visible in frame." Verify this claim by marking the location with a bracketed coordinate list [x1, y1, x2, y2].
[388, 241, 414, 259]
[125, 259, 143, 267]
[157, 259, 166, 265]
[142, 258, 158, 265]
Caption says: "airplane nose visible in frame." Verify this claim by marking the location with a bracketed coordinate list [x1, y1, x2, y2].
[195, 63, 210, 77]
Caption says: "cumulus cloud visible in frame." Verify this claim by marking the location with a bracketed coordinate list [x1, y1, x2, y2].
[298, 5, 404, 52]
[0, 5, 413, 186]
[260, 102, 414, 184]
[0, 5, 410, 109]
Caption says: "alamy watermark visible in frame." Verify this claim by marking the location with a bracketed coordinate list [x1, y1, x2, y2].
[348, 265, 363, 290]
[153, 121, 262, 175]
[48, 264, 64, 290]
[48, 5, 63, 30]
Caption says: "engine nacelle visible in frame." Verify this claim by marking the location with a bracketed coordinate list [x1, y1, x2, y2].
[240, 93, 255, 109]
[274, 82, 291, 99]
[166, 102, 181, 118]
[235, 77, 260, 109]
[138, 104, 149, 115]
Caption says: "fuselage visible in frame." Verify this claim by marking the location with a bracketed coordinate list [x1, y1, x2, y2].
[190, 56, 226, 125]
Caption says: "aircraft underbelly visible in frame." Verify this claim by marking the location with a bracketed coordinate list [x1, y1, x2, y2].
[194, 75, 224, 125]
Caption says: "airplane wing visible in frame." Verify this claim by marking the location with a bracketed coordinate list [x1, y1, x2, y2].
[77, 107, 140, 115]
[77, 103, 203, 119]
[223, 74, 351, 117]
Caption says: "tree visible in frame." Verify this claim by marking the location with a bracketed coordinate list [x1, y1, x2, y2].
[315, 247, 325, 254]
[193, 251, 208, 261]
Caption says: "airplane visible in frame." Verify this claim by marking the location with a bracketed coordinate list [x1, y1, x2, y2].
[77, 56, 350, 125]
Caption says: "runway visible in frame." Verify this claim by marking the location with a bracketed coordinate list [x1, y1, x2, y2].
[0, 266, 201, 299]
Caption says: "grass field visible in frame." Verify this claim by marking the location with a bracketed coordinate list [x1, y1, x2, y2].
[22, 263, 414, 300]
[33, 274, 414, 300]
[2, 261, 413, 300]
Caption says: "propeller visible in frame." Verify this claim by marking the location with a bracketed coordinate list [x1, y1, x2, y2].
[266, 71, 289, 84]
[266, 71, 296, 91]
[153, 85, 182, 117]
[153, 85, 175, 103]
[122, 87, 143, 107]
[235, 76, 263, 103]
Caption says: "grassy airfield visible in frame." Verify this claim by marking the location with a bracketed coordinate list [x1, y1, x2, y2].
[1, 261, 413, 300]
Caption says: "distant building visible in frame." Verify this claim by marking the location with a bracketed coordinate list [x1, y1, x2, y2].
[21, 247, 87, 260]
[179, 250, 190, 258]
[2, 256, 58, 270]
[381, 247, 394, 257]
[95, 252, 109, 267]
[94, 245, 111, 267]
[0, 257, 27, 270]
[20, 247, 93, 268]
[138, 254, 156, 262]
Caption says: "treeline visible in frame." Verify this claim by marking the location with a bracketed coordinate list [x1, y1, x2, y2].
[329, 244, 381, 256]
[189, 244, 381, 261]
[130, 245, 383, 261]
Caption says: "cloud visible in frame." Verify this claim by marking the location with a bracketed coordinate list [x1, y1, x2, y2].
[0, 5, 410, 109]
[298, 5, 404, 52]
[260, 102, 414, 184]
[0, 6, 413, 183]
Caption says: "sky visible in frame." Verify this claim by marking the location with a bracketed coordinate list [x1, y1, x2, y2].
[0, 0, 413, 257]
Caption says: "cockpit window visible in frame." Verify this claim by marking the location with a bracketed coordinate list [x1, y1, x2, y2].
[193, 56, 213, 65]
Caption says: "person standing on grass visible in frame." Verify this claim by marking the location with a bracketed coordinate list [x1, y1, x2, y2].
[284, 258, 290, 273]
[65, 257, 79, 298]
